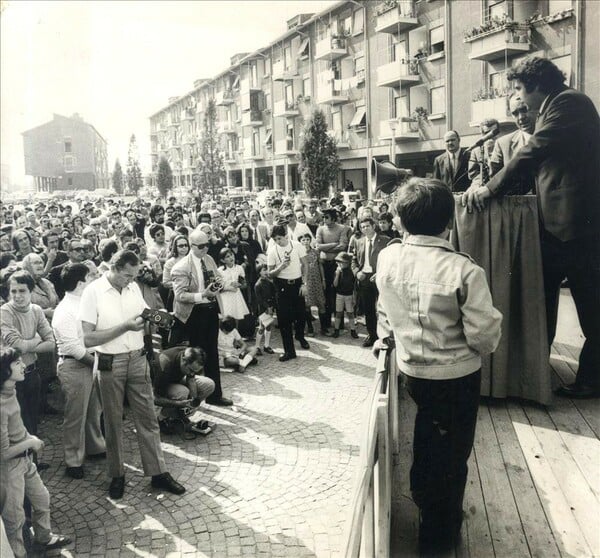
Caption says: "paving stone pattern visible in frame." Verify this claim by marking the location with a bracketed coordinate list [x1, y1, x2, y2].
[39, 333, 376, 557]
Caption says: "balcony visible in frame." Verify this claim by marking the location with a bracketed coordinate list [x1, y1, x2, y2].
[272, 60, 298, 81]
[316, 82, 350, 105]
[182, 108, 195, 120]
[377, 60, 421, 88]
[224, 152, 237, 164]
[250, 148, 264, 161]
[275, 138, 298, 156]
[470, 96, 512, 127]
[241, 110, 263, 127]
[273, 99, 300, 118]
[375, 1, 418, 34]
[379, 118, 420, 141]
[328, 130, 350, 149]
[240, 90, 263, 113]
[464, 22, 531, 61]
[215, 89, 234, 106]
[315, 36, 347, 61]
[218, 121, 237, 134]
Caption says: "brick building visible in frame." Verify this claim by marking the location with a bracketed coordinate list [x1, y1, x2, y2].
[22, 113, 109, 193]
[149, 0, 599, 199]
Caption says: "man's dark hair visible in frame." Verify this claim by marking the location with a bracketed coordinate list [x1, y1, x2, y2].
[181, 347, 205, 365]
[149, 204, 165, 220]
[61, 262, 89, 292]
[124, 241, 140, 254]
[0, 252, 17, 270]
[41, 229, 59, 247]
[110, 249, 140, 270]
[119, 226, 134, 240]
[507, 56, 565, 95]
[0, 347, 23, 389]
[8, 269, 35, 292]
[378, 212, 394, 224]
[360, 216, 376, 227]
[148, 223, 164, 239]
[100, 239, 119, 263]
[270, 224, 287, 239]
[395, 178, 454, 236]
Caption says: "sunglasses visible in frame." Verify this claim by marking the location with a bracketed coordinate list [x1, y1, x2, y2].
[191, 242, 208, 249]
[511, 107, 529, 117]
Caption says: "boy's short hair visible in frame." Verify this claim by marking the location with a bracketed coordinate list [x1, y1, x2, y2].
[298, 233, 312, 241]
[270, 224, 287, 239]
[220, 316, 236, 332]
[395, 178, 454, 236]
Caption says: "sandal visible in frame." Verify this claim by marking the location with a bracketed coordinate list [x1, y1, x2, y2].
[40, 533, 71, 550]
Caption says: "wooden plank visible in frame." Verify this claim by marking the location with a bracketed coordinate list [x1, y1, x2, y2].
[488, 403, 561, 558]
[361, 475, 375, 558]
[523, 403, 600, 556]
[376, 397, 391, 558]
[507, 402, 592, 557]
[472, 405, 529, 557]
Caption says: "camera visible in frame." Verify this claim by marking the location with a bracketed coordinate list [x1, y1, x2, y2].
[141, 308, 175, 329]
[205, 269, 224, 293]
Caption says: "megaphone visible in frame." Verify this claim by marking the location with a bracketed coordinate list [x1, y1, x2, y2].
[371, 159, 413, 196]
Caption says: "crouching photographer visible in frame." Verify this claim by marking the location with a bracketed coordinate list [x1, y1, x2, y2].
[152, 346, 215, 436]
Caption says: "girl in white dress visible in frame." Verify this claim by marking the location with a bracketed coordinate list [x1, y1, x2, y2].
[218, 248, 249, 322]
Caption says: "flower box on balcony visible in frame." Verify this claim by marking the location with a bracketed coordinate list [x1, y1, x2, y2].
[464, 19, 531, 61]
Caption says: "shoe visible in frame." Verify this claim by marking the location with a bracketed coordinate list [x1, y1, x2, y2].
[296, 337, 310, 349]
[206, 396, 234, 407]
[332, 329, 340, 338]
[264, 347, 275, 355]
[320, 329, 332, 337]
[65, 466, 84, 479]
[350, 329, 359, 339]
[255, 347, 263, 356]
[362, 336, 375, 348]
[87, 451, 107, 460]
[36, 533, 71, 551]
[109, 476, 125, 499]
[36, 462, 50, 471]
[190, 420, 212, 436]
[279, 353, 296, 362]
[151, 472, 186, 495]
[555, 382, 599, 399]
[250, 357, 258, 365]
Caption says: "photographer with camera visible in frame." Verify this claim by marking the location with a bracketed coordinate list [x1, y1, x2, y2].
[171, 230, 233, 407]
[80, 249, 186, 500]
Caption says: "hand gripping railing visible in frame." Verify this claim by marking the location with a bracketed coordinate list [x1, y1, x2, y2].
[342, 339, 400, 558]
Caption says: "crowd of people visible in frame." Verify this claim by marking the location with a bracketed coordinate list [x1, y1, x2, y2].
[0, 56, 597, 558]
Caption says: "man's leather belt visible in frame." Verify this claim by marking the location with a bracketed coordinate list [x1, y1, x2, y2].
[59, 355, 76, 359]
[274, 277, 302, 285]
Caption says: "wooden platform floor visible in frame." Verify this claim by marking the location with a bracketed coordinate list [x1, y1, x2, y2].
[390, 305, 600, 557]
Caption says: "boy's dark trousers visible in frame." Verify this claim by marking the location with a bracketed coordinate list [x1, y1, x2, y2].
[406, 370, 481, 553]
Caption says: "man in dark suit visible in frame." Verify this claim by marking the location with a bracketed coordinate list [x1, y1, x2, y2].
[433, 131, 471, 192]
[463, 56, 600, 398]
[48, 237, 87, 299]
[351, 217, 389, 347]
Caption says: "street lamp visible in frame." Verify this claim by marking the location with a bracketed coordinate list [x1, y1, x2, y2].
[387, 118, 399, 165]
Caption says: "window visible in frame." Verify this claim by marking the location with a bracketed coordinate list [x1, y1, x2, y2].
[392, 38, 407, 63]
[284, 45, 292, 70]
[285, 84, 294, 108]
[489, 70, 509, 95]
[342, 15, 352, 35]
[264, 56, 271, 76]
[286, 123, 294, 150]
[487, 0, 509, 21]
[251, 64, 258, 87]
[231, 75, 240, 90]
[430, 86, 445, 115]
[332, 111, 343, 133]
[64, 155, 76, 171]
[349, 107, 366, 129]
[394, 94, 409, 119]
[64, 138, 72, 153]
[353, 9, 364, 35]
[264, 129, 273, 149]
[264, 91, 271, 110]
[548, 0, 571, 13]
[331, 60, 341, 80]
[429, 26, 444, 54]
[303, 76, 311, 98]
[298, 38, 310, 60]
[68, 177, 73, 186]
[252, 131, 261, 156]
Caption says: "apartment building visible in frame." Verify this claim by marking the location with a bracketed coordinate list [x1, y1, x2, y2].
[22, 113, 109, 193]
[149, 0, 599, 199]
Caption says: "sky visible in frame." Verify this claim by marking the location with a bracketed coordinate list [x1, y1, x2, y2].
[0, 0, 336, 189]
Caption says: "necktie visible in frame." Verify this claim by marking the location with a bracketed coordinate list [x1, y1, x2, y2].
[364, 239, 372, 271]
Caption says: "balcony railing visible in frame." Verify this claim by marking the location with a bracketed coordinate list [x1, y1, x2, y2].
[377, 60, 420, 88]
[470, 96, 512, 126]
[275, 137, 298, 155]
[375, 1, 418, 34]
[273, 99, 300, 117]
[464, 21, 531, 61]
[315, 36, 348, 61]
[379, 117, 420, 141]
[272, 60, 298, 81]
[316, 81, 350, 105]
[328, 130, 350, 149]
[215, 89, 235, 105]
[241, 110, 263, 127]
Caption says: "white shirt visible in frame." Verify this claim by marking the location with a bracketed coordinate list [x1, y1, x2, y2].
[52, 292, 87, 360]
[267, 239, 306, 280]
[79, 274, 148, 354]
[362, 234, 376, 273]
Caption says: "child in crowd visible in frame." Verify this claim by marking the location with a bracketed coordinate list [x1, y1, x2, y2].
[376, 177, 502, 555]
[218, 248, 249, 323]
[332, 252, 357, 339]
[0, 347, 71, 557]
[218, 316, 259, 373]
[254, 264, 275, 355]
[298, 233, 325, 336]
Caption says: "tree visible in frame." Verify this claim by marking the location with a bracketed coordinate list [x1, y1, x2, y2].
[156, 157, 173, 199]
[112, 159, 124, 195]
[299, 109, 340, 199]
[196, 98, 226, 198]
[126, 134, 143, 194]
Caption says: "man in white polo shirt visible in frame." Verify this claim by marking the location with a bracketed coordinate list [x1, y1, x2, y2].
[80, 249, 185, 499]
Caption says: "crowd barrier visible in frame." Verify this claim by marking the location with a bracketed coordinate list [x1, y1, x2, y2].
[342, 343, 400, 558]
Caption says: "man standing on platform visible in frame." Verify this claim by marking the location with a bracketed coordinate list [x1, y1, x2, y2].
[463, 56, 600, 399]
[171, 230, 233, 407]
[433, 131, 471, 192]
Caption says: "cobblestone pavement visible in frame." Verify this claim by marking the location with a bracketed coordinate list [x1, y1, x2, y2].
[38, 332, 376, 557]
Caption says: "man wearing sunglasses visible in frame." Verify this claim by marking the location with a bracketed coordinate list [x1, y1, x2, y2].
[171, 230, 233, 407]
[47, 238, 88, 299]
[489, 93, 537, 194]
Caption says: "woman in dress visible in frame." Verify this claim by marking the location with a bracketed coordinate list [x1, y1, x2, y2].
[218, 248, 249, 324]
[299, 233, 326, 336]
